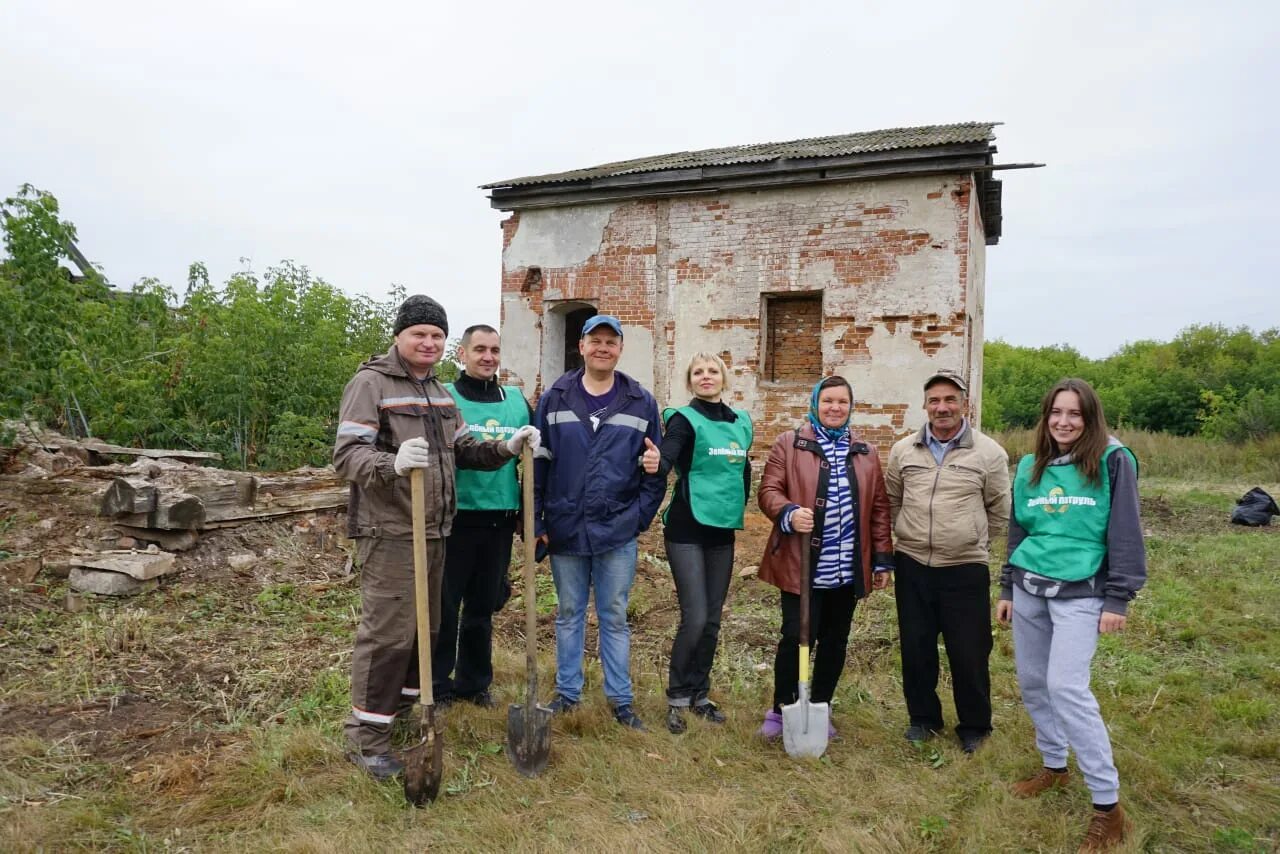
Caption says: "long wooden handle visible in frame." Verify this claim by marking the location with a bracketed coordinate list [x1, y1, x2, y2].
[521, 445, 538, 705]
[411, 468, 434, 706]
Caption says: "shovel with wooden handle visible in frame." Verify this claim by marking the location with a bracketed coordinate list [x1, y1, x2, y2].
[782, 528, 830, 759]
[403, 467, 443, 806]
[506, 444, 552, 776]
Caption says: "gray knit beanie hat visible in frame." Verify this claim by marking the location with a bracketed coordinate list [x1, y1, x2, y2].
[393, 295, 449, 336]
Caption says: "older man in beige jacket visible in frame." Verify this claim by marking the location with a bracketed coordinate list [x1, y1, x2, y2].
[884, 369, 1009, 753]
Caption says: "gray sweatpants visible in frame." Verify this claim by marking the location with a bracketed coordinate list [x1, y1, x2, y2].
[1012, 587, 1120, 804]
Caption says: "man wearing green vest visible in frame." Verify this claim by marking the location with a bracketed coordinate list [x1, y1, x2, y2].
[432, 324, 531, 708]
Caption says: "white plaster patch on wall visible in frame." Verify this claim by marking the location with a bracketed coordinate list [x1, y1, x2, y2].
[503, 203, 617, 271]
[798, 257, 836, 290]
[890, 250, 965, 316]
[618, 324, 655, 390]
[668, 279, 714, 403]
[500, 294, 541, 397]
[849, 324, 941, 425]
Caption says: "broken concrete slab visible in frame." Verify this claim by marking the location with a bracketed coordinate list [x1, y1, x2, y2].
[70, 550, 177, 580]
[69, 567, 158, 596]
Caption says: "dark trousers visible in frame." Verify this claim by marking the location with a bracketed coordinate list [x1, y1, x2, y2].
[432, 520, 515, 699]
[665, 540, 735, 706]
[345, 536, 444, 754]
[894, 552, 993, 738]
[772, 584, 858, 712]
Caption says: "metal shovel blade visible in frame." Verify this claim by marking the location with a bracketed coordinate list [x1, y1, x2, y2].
[782, 681, 830, 759]
[505, 701, 553, 778]
[403, 705, 444, 806]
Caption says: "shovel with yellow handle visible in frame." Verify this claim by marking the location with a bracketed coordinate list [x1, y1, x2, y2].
[782, 532, 829, 758]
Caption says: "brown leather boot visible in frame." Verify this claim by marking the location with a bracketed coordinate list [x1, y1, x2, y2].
[1011, 767, 1070, 798]
[1079, 804, 1128, 852]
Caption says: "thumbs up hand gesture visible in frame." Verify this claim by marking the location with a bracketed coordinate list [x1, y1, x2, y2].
[641, 437, 660, 475]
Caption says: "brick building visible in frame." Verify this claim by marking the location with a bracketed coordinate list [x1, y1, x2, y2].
[481, 122, 1032, 453]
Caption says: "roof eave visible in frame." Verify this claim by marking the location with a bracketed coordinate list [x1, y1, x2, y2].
[489, 144, 1007, 244]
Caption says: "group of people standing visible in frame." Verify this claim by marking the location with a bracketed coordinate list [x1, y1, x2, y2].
[333, 295, 1145, 851]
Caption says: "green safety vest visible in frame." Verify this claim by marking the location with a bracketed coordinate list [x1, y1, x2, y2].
[1009, 444, 1137, 582]
[662, 405, 753, 530]
[445, 384, 528, 511]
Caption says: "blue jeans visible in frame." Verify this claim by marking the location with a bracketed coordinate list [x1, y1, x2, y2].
[550, 540, 638, 706]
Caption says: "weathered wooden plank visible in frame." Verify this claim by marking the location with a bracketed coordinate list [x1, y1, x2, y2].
[101, 477, 158, 516]
[152, 493, 205, 530]
[202, 486, 348, 526]
[81, 439, 222, 461]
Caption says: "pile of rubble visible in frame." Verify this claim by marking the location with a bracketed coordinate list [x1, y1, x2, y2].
[0, 422, 348, 597]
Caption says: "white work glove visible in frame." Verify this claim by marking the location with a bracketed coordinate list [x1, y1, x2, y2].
[394, 437, 432, 475]
[506, 425, 541, 455]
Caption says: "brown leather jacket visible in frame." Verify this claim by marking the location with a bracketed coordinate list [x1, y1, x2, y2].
[757, 423, 894, 596]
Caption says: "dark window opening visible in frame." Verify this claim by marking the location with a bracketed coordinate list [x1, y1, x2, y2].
[563, 306, 596, 374]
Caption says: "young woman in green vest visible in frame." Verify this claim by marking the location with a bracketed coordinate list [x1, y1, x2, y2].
[996, 378, 1146, 852]
[656, 353, 753, 735]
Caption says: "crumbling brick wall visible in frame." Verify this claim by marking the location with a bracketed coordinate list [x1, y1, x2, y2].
[499, 173, 984, 458]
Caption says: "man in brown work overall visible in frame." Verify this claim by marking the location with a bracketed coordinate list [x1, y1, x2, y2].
[333, 294, 540, 779]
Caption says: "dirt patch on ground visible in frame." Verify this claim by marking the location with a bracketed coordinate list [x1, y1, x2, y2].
[0, 694, 221, 763]
[1140, 493, 1279, 538]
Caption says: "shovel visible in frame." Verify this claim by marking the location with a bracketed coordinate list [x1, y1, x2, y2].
[782, 530, 830, 759]
[506, 445, 552, 776]
[403, 468, 444, 806]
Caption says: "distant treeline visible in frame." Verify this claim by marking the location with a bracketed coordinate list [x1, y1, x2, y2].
[983, 329, 1280, 442]
[3, 186, 1277, 470]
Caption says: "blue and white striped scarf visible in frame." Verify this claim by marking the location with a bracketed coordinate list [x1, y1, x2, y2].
[811, 428, 857, 588]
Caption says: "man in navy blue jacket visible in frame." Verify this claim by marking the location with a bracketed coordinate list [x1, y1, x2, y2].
[533, 315, 664, 730]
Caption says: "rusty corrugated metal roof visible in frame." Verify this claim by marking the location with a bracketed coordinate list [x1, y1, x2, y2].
[482, 122, 998, 188]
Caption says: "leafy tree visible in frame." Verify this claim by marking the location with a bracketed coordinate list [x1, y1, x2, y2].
[0, 185, 110, 427]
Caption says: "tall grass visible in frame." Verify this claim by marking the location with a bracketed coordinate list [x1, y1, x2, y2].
[2, 472, 1278, 851]
[992, 429, 1280, 481]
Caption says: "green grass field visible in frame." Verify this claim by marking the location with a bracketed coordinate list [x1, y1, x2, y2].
[2, 459, 1278, 851]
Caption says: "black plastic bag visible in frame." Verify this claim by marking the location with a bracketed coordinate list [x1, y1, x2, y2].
[1230, 487, 1280, 527]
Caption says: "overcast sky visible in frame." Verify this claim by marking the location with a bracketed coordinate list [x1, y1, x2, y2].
[3, 0, 1275, 358]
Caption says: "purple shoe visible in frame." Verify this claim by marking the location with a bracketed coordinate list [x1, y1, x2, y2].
[828, 719, 837, 739]
[759, 710, 783, 740]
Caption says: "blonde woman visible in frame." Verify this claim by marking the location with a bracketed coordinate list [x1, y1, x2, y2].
[656, 353, 753, 734]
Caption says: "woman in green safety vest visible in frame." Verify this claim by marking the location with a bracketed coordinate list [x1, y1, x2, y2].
[655, 353, 753, 735]
[996, 378, 1147, 851]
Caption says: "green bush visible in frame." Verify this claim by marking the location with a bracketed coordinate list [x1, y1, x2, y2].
[2, 186, 401, 468]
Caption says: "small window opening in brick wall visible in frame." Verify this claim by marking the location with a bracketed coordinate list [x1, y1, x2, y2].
[763, 292, 823, 383]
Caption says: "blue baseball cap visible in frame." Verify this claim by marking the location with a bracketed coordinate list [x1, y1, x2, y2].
[580, 315, 623, 338]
